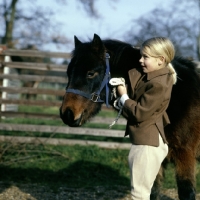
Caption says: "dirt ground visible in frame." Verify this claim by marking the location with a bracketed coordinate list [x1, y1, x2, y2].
[0, 183, 200, 200]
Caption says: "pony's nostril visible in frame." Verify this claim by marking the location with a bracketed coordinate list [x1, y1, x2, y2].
[60, 107, 82, 127]
[60, 107, 75, 125]
[65, 108, 74, 120]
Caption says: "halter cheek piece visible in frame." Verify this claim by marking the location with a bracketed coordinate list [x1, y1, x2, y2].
[65, 53, 111, 107]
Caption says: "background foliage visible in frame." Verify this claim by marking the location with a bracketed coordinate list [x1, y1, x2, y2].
[0, 0, 199, 59]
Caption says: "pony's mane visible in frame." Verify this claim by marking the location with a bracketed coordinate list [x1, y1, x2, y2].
[103, 39, 133, 50]
[102, 39, 136, 67]
[71, 39, 136, 70]
[172, 56, 199, 84]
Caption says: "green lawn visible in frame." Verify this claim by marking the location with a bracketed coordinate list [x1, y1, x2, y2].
[1, 142, 200, 192]
[0, 143, 175, 189]
[0, 105, 200, 193]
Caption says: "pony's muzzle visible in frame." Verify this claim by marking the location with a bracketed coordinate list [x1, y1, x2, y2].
[60, 107, 82, 127]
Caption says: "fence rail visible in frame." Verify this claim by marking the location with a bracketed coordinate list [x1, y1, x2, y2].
[0, 86, 64, 96]
[1, 49, 71, 58]
[0, 74, 67, 83]
[0, 47, 129, 149]
[2, 61, 67, 71]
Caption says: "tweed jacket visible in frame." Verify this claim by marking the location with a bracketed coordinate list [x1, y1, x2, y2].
[122, 67, 174, 147]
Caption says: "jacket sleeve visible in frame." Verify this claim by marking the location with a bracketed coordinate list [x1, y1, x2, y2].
[122, 81, 167, 122]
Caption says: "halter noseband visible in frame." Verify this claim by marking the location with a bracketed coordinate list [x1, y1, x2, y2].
[66, 53, 111, 107]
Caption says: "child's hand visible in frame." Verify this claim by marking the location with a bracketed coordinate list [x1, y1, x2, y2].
[117, 85, 127, 96]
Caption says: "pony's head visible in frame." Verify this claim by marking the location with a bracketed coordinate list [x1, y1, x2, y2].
[60, 34, 108, 126]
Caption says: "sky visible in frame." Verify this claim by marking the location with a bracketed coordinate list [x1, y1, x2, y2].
[38, 0, 173, 52]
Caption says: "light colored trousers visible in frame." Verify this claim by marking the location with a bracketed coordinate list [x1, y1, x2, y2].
[128, 134, 168, 200]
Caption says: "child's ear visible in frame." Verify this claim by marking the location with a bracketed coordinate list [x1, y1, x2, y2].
[158, 56, 165, 65]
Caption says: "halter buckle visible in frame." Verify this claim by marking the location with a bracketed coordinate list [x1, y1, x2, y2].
[91, 93, 99, 102]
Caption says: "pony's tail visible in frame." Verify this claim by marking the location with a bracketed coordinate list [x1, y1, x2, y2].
[167, 63, 177, 85]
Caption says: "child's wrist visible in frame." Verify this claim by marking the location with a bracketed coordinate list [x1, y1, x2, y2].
[120, 94, 129, 105]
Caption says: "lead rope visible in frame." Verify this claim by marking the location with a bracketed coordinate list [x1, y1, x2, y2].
[109, 78, 125, 128]
[109, 106, 123, 128]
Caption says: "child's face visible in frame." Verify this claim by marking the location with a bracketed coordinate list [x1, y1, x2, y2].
[139, 48, 165, 73]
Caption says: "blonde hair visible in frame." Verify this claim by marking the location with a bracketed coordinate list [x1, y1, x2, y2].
[141, 37, 177, 84]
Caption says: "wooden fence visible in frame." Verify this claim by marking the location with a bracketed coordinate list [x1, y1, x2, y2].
[0, 47, 129, 149]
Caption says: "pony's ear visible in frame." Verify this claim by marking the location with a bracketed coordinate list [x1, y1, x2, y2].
[91, 33, 105, 55]
[74, 36, 82, 48]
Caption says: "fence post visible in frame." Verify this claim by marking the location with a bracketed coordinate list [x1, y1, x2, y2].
[0, 45, 7, 120]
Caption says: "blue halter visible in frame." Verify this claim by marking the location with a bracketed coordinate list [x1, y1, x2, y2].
[66, 53, 111, 107]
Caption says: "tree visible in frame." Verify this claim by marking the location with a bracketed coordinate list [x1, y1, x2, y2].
[125, 0, 200, 60]
[0, 0, 100, 49]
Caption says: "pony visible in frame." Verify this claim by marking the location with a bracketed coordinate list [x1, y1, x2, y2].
[60, 34, 200, 200]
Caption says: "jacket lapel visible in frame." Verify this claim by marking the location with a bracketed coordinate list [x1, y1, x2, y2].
[128, 68, 143, 90]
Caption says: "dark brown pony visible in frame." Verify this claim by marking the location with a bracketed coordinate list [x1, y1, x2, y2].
[60, 34, 200, 200]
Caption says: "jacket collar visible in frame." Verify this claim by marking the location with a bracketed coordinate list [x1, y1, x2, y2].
[128, 67, 170, 89]
[147, 67, 169, 80]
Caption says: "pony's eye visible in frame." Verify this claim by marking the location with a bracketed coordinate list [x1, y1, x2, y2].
[87, 71, 98, 78]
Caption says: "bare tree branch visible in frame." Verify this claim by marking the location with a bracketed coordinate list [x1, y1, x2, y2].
[125, 0, 200, 60]
[78, 0, 99, 18]
[0, 0, 101, 50]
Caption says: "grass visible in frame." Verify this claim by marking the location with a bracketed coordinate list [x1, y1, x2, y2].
[0, 144, 129, 189]
[0, 143, 179, 191]
[1, 141, 200, 192]
[0, 105, 200, 193]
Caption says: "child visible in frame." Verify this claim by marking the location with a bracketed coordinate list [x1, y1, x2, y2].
[117, 37, 176, 199]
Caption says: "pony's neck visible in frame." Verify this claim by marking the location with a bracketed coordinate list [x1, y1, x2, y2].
[103, 40, 141, 80]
